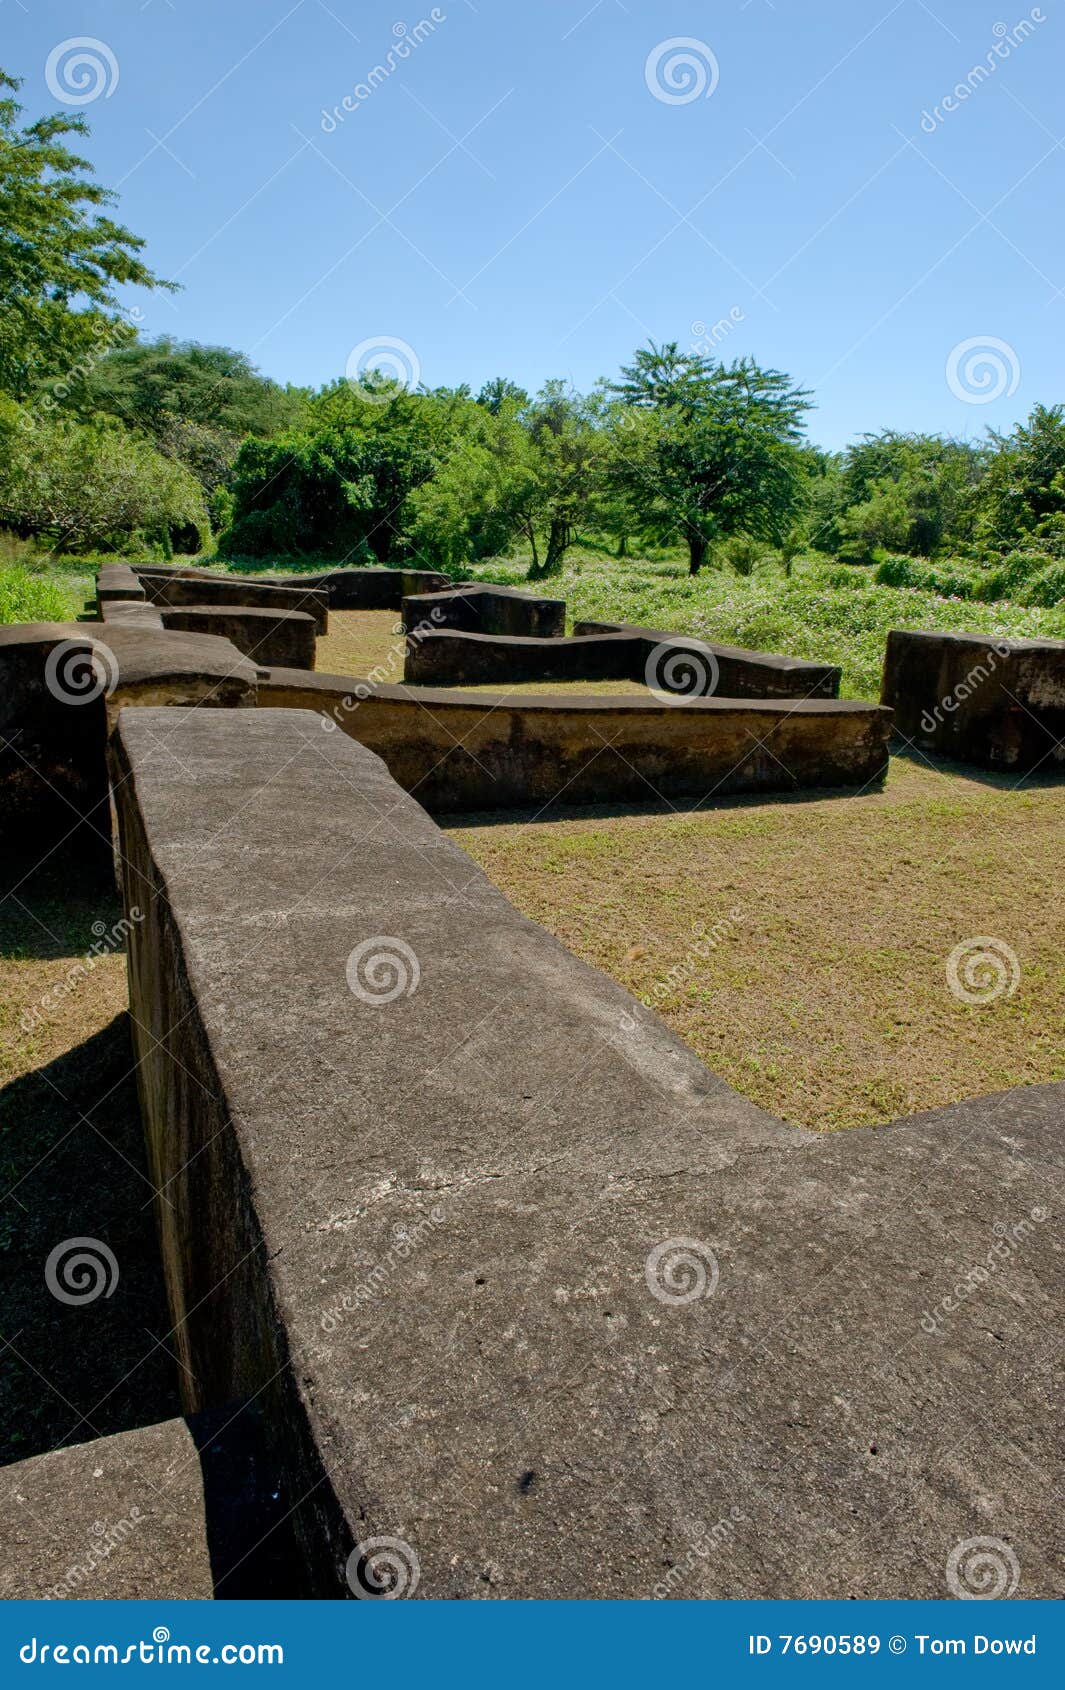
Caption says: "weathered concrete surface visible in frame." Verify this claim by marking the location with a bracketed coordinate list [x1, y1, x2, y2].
[96, 563, 146, 610]
[0, 624, 109, 839]
[0, 1419, 213, 1600]
[0, 621, 259, 843]
[403, 583, 566, 640]
[160, 605, 316, 671]
[405, 628, 641, 687]
[136, 571, 329, 634]
[256, 566, 451, 610]
[260, 668, 890, 811]
[882, 629, 1065, 771]
[111, 707, 1061, 1598]
[101, 598, 165, 630]
[577, 620, 842, 699]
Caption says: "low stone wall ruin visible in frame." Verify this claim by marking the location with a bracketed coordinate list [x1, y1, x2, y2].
[881, 628, 1065, 771]
[104, 704, 1063, 1599]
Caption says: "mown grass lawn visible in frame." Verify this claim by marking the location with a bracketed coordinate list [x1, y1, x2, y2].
[316, 601, 1065, 1132]
[450, 757, 1065, 1132]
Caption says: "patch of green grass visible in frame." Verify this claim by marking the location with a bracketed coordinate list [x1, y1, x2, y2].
[0, 563, 81, 624]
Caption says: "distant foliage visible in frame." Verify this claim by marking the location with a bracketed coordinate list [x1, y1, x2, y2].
[0, 400, 209, 553]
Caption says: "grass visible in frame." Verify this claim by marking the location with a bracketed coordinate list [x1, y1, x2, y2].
[0, 561, 82, 625]
[450, 756, 1065, 1132]
[474, 546, 1065, 701]
[318, 607, 1065, 1132]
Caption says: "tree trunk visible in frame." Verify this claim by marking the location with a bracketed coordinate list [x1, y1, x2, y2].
[616, 534, 628, 559]
[688, 533, 708, 575]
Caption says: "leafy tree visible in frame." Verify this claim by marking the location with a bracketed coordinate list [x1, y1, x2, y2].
[476, 376, 529, 414]
[609, 349, 811, 573]
[221, 383, 460, 561]
[60, 337, 305, 440]
[525, 382, 606, 576]
[0, 399, 208, 552]
[0, 70, 173, 399]
[825, 431, 986, 561]
[976, 405, 1065, 555]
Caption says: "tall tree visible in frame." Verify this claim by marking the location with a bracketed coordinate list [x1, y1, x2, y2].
[0, 70, 173, 398]
[609, 348, 811, 573]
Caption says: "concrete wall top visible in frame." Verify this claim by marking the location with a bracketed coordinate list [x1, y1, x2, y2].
[110, 704, 1063, 1598]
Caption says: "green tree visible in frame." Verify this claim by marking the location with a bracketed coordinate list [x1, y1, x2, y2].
[0, 399, 208, 552]
[976, 405, 1065, 555]
[0, 70, 173, 399]
[609, 348, 811, 573]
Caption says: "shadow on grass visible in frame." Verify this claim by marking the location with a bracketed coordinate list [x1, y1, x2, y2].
[0, 1015, 179, 1467]
[889, 737, 1065, 790]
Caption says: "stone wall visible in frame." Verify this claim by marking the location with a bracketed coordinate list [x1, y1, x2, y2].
[402, 583, 566, 639]
[261, 667, 890, 811]
[159, 605, 317, 670]
[107, 704, 1063, 1598]
[881, 628, 1065, 771]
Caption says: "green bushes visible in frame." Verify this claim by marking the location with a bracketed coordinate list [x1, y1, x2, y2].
[0, 404, 209, 554]
[0, 563, 77, 624]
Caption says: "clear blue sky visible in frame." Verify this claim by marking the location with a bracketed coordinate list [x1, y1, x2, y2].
[7, 0, 1063, 447]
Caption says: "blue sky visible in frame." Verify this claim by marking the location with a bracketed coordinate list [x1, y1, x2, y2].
[6, 0, 1062, 448]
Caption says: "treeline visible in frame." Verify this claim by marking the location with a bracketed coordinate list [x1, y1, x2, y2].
[3, 64, 1065, 593]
